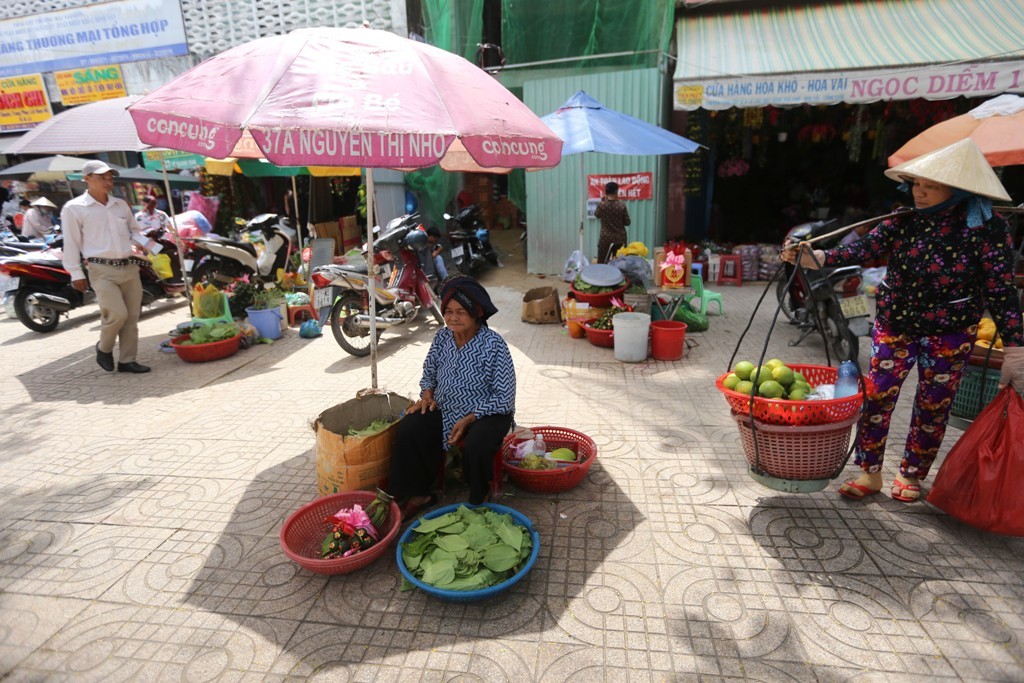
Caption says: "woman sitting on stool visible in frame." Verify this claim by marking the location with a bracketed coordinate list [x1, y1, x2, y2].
[389, 276, 515, 518]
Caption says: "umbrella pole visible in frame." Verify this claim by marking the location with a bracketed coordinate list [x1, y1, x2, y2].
[65, 178, 75, 199]
[160, 158, 193, 313]
[579, 155, 586, 259]
[367, 168, 379, 391]
[291, 175, 303, 268]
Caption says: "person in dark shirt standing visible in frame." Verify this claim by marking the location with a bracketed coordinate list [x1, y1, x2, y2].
[594, 182, 630, 263]
[783, 139, 1023, 503]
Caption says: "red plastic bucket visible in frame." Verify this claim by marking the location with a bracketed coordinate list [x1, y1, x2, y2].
[650, 321, 687, 360]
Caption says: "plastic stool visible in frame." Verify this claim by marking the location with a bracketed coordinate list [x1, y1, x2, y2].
[718, 254, 743, 286]
[691, 263, 704, 282]
[287, 304, 317, 326]
[707, 254, 721, 285]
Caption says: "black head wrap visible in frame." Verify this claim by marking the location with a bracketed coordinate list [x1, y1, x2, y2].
[439, 276, 498, 323]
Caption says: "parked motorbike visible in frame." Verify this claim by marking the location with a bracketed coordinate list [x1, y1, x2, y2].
[444, 204, 500, 275]
[0, 238, 185, 333]
[188, 213, 296, 286]
[779, 219, 871, 362]
[310, 214, 444, 357]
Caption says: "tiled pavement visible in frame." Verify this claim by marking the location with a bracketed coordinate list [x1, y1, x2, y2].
[1, 264, 1023, 682]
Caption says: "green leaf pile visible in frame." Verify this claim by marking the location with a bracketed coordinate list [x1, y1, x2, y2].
[179, 322, 240, 345]
[348, 418, 398, 437]
[573, 275, 624, 294]
[401, 506, 533, 592]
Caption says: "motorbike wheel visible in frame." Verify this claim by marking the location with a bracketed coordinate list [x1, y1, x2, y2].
[824, 301, 860, 362]
[14, 289, 60, 333]
[776, 276, 796, 322]
[330, 292, 380, 357]
[429, 298, 444, 326]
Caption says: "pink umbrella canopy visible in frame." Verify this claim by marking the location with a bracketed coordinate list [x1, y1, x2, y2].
[128, 27, 561, 171]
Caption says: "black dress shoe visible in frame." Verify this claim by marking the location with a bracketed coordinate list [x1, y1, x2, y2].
[118, 362, 151, 373]
[96, 343, 114, 372]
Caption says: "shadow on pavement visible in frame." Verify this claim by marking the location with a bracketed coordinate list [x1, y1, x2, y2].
[0, 298, 187, 346]
[182, 451, 642, 672]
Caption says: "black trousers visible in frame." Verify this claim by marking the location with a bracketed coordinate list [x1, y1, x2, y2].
[388, 410, 513, 505]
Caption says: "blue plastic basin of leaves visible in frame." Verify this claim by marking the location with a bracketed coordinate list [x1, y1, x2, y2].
[396, 502, 540, 602]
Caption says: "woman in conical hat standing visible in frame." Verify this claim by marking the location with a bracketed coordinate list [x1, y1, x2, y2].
[783, 139, 1023, 502]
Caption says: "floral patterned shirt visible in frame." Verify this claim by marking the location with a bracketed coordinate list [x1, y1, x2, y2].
[594, 198, 631, 244]
[825, 205, 1022, 345]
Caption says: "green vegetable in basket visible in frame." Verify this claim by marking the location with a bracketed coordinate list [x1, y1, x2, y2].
[589, 306, 628, 330]
[573, 275, 624, 294]
[516, 454, 555, 470]
[179, 321, 241, 345]
[400, 505, 532, 592]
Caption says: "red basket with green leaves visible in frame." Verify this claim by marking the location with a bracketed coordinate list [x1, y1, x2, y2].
[715, 363, 865, 426]
[170, 333, 242, 363]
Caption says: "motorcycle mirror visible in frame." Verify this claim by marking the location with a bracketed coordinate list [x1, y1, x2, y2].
[443, 213, 452, 220]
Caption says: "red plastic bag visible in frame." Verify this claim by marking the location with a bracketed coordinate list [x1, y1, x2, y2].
[927, 386, 1024, 536]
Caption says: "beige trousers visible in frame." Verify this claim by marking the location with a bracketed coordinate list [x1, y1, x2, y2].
[87, 262, 143, 362]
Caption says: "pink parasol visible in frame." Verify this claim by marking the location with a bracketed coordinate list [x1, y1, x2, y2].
[129, 27, 561, 389]
[128, 27, 560, 171]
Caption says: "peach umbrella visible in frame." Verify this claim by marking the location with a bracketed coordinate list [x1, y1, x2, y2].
[889, 94, 1024, 167]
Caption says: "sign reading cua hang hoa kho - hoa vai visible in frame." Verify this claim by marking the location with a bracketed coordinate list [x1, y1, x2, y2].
[586, 172, 652, 218]
[54, 64, 127, 105]
[0, 74, 53, 132]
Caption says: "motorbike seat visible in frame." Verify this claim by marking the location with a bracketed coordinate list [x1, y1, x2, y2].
[317, 261, 369, 277]
[827, 265, 862, 280]
[192, 235, 259, 257]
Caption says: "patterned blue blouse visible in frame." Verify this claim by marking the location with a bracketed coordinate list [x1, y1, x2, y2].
[419, 326, 516, 447]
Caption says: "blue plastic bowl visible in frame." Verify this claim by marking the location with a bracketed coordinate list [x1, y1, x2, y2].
[396, 502, 540, 602]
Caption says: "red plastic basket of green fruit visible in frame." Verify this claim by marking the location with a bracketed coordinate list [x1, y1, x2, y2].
[501, 426, 597, 493]
[715, 362, 865, 426]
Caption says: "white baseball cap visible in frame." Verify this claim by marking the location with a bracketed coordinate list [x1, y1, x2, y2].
[81, 160, 119, 177]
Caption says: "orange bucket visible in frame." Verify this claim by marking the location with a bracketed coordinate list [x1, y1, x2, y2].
[567, 316, 587, 339]
[650, 321, 687, 360]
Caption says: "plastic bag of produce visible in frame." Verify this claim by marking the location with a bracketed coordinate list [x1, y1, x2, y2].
[607, 255, 653, 288]
[561, 250, 589, 283]
[674, 301, 708, 332]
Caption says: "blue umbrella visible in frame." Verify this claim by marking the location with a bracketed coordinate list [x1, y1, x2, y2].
[541, 90, 702, 257]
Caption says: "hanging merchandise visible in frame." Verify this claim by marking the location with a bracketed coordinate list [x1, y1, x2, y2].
[684, 113, 705, 196]
[846, 106, 868, 163]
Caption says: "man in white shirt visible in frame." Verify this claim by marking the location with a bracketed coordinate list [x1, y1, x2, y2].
[22, 197, 57, 239]
[61, 160, 152, 373]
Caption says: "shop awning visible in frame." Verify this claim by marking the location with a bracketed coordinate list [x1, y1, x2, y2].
[673, 0, 1024, 110]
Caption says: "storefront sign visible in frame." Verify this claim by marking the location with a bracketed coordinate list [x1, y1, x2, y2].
[586, 172, 652, 217]
[674, 60, 1024, 110]
[142, 149, 204, 171]
[0, 0, 188, 78]
[55, 64, 127, 105]
[0, 74, 53, 132]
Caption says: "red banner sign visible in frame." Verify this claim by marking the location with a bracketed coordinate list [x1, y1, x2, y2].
[587, 172, 653, 200]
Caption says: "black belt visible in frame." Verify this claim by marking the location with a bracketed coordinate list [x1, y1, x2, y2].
[86, 257, 145, 268]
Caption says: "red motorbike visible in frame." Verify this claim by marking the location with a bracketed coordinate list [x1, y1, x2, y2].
[0, 237, 186, 333]
[310, 214, 443, 357]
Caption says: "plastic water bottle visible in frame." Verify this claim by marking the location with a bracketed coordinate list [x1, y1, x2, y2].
[834, 360, 859, 398]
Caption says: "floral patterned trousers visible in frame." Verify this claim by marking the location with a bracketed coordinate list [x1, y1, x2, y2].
[854, 321, 976, 479]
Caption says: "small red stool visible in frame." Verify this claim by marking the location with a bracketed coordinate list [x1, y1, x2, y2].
[287, 304, 317, 326]
[717, 254, 743, 286]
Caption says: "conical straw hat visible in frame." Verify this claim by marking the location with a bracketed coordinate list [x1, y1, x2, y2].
[30, 197, 58, 208]
[884, 138, 1010, 201]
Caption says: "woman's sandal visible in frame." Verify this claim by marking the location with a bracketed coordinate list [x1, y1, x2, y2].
[400, 494, 439, 522]
[891, 479, 922, 502]
[838, 480, 882, 500]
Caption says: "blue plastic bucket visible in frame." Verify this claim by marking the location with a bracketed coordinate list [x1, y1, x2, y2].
[246, 306, 283, 340]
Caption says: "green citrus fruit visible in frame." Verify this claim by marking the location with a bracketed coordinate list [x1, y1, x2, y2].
[750, 366, 773, 386]
[733, 361, 755, 380]
[765, 358, 784, 369]
[722, 373, 741, 390]
[772, 365, 795, 386]
[788, 388, 808, 401]
[758, 380, 785, 399]
[735, 380, 755, 395]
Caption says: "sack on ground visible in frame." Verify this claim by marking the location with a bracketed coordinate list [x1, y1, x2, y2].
[522, 287, 561, 324]
[674, 301, 708, 332]
[927, 386, 1024, 536]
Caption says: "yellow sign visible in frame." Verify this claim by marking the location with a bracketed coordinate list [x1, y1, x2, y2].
[675, 85, 704, 109]
[55, 64, 126, 105]
[0, 73, 52, 132]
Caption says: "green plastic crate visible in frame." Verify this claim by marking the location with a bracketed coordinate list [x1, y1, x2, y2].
[951, 365, 1001, 421]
